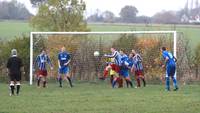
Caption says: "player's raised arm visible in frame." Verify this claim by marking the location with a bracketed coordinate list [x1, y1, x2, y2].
[104, 51, 117, 58]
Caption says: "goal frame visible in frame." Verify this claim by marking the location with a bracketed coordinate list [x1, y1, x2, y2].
[30, 31, 177, 85]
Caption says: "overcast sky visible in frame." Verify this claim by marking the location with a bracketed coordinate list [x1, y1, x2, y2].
[1, 0, 192, 17]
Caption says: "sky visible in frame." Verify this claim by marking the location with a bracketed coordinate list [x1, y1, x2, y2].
[0, 0, 192, 17]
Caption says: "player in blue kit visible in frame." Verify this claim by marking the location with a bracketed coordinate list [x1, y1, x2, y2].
[119, 50, 133, 88]
[161, 47, 178, 91]
[58, 46, 73, 88]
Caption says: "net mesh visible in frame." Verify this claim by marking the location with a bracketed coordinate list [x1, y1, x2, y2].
[32, 33, 177, 83]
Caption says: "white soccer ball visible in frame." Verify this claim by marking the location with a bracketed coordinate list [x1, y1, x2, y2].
[94, 51, 100, 57]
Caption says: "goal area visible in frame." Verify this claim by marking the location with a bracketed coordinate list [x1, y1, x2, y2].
[30, 31, 177, 85]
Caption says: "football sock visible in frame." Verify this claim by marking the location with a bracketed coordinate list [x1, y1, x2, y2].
[112, 80, 117, 88]
[10, 84, 15, 95]
[59, 78, 62, 87]
[126, 80, 129, 88]
[67, 77, 73, 87]
[37, 77, 41, 87]
[43, 81, 46, 88]
[16, 85, 20, 95]
[110, 75, 113, 84]
[142, 78, 146, 87]
[172, 77, 178, 89]
[129, 80, 133, 88]
[166, 77, 170, 91]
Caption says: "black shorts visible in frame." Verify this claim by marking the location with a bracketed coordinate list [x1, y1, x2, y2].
[9, 73, 21, 81]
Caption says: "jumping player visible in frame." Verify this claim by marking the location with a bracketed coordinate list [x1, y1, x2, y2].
[161, 47, 178, 91]
[132, 50, 146, 87]
[103, 47, 122, 88]
[7, 49, 24, 96]
[34, 49, 53, 88]
[58, 46, 73, 88]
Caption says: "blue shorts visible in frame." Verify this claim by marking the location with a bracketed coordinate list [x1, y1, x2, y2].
[59, 66, 69, 74]
[166, 65, 176, 77]
[120, 69, 129, 78]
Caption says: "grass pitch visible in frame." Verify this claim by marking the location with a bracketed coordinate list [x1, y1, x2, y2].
[0, 82, 199, 113]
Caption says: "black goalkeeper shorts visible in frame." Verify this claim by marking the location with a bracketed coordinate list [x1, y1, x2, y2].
[9, 73, 21, 81]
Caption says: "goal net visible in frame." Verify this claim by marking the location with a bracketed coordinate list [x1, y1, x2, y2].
[30, 31, 177, 85]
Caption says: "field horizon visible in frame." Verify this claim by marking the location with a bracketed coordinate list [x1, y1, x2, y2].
[0, 20, 200, 48]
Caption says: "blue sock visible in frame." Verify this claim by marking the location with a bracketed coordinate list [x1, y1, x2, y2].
[166, 77, 170, 91]
[112, 80, 117, 88]
[172, 77, 178, 89]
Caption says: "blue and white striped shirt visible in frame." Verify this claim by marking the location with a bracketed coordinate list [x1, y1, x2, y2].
[132, 54, 143, 71]
[34, 54, 52, 70]
[105, 51, 122, 66]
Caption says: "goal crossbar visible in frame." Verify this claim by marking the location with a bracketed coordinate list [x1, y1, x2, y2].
[30, 31, 177, 85]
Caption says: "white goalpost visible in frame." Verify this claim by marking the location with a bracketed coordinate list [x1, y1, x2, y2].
[30, 31, 177, 85]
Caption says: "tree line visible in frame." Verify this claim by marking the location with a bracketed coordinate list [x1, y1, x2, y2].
[0, 0, 32, 20]
[87, 4, 200, 24]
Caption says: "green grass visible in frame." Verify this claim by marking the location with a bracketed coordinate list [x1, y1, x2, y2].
[0, 20, 200, 48]
[0, 20, 31, 40]
[0, 82, 200, 113]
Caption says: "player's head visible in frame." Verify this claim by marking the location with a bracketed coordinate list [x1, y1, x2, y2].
[132, 49, 136, 54]
[161, 47, 166, 51]
[11, 49, 17, 57]
[41, 48, 46, 55]
[129, 53, 133, 58]
[119, 50, 124, 55]
[61, 46, 66, 52]
[132, 49, 136, 56]
[110, 47, 116, 53]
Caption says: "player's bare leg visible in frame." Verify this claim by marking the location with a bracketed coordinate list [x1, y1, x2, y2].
[103, 65, 111, 78]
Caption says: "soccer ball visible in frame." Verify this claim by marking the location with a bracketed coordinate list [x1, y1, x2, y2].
[94, 51, 100, 57]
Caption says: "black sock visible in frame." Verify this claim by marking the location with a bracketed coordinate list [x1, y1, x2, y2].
[37, 77, 41, 87]
[10, 85, 15, 95]
[126, 80, 129, 88]
[43, 81, 46, 88]
[16, 85, 20, 95]
[129, 81, 133, 88]
[59, 78, 62, 87]
[142, 79, 146, 87]
[67, 77, 73, 87]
